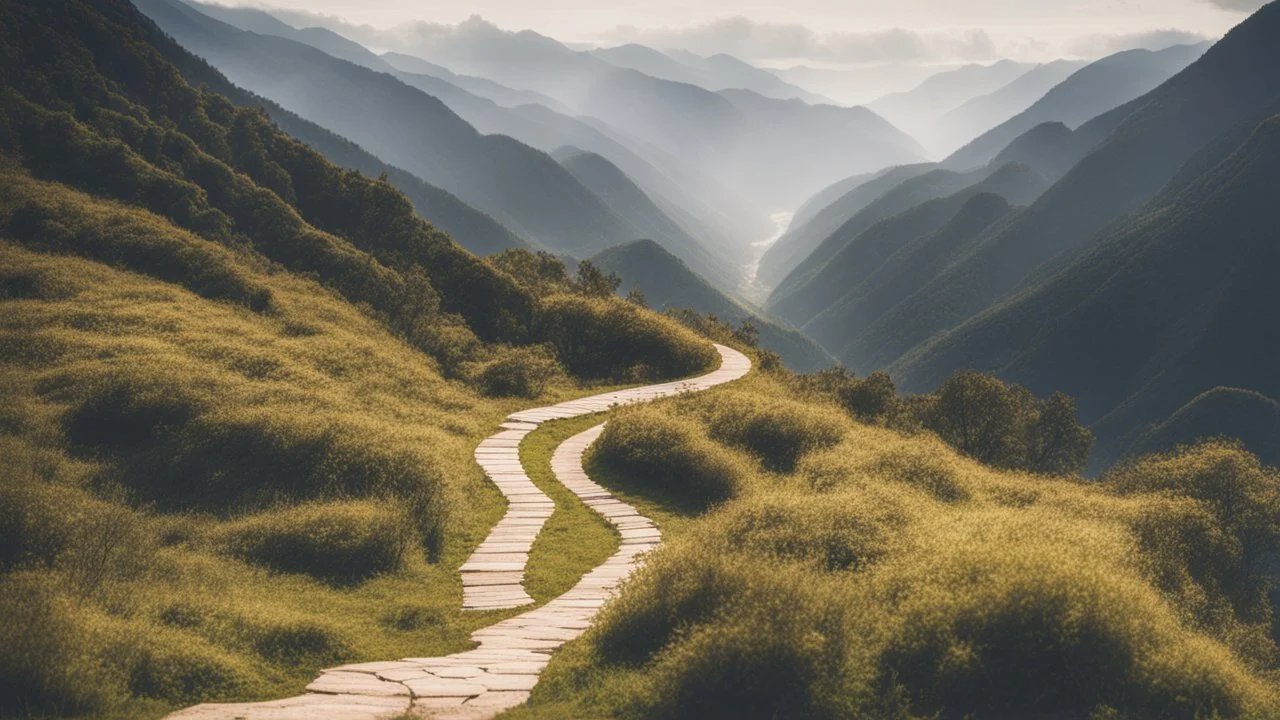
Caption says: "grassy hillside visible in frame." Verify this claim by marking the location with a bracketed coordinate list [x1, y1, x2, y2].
[590, 239, 834, 372]
[894, 111, 1280, 470]
[0, 1, 722, 715]
[508, 371, 1280, 719]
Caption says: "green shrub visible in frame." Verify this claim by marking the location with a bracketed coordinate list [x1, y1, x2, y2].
[0, 573, 110, 716]
[703, 492, 907, 572]
[683, 390, 847, 471]
[122, 633, 256, 705]
[1107, 440, 1280, 621]
[536, 293, 716, 381]
[468, 344, 565, 398]
[217, 501, 411, 584]
[249, 619, 349, 666]
[591, 407, 746, 509]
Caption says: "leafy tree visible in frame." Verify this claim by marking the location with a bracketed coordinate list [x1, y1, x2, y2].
[1027, 392, 1094, 475]
[573, 260, 621, 298]
[840, 371, 898, 422]
[488, 249, 569, 296]
[625, 288, 648, 308]
[917, 370, 1092, 474]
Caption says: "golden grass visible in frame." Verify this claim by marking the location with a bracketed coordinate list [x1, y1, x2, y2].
[514, 373, 1280, 720]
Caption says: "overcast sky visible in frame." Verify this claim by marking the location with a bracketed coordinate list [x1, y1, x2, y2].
[220, 0, 1266, 64]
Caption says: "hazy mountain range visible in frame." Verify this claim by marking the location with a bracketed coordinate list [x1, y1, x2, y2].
[82, 0, 1280, 469]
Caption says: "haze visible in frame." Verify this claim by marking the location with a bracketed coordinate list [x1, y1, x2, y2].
[213, 0, 1257, 63]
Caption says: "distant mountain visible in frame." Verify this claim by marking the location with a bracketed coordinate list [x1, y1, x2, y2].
[135, 0, 643, 257]
[805, 192, 1019, 363]
[1125, 388, 1280, 469]
[768, 161, 1056, 317]
[554, 149, 735, 289]
[930, 60, 1088, 156]
[755, 164, 937, 288]
[844, 7, 1280, 383]
[137, 2, 525, 256]
[895, 110, 1280, 469]
[869, 60, 1036, 150]
[379, 51, 570, 111]
[572, 72, 925, 211]
[772, 63, 955, 107]
[769, 163, 1050, 331]
[664, 50, 833, 104]
[944, 44, 1210, 171]
[590, 240, 834, 372]
[241, 7, 922, 218]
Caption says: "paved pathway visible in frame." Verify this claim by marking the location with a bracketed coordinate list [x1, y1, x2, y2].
[167, 344, 750, 720]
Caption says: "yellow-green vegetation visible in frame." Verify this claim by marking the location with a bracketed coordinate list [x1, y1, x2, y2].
[516, 371, 1280, 720]
[0, 1, 722, 713]
[521, 416, 620, 603]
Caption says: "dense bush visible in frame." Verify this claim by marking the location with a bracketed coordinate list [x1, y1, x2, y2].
[530, 374, 1280, 720]
[913, 370, 1095, 475]
[217, 501, 411, 585]
[0, 574, 108, 716]
[591, 407, 747, 509]
[535, 293, 716, 381]
[676, 389, 847, 471]
[468, 344, 565, 398]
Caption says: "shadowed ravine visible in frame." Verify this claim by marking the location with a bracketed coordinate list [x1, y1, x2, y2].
[165, 345, 751, 720]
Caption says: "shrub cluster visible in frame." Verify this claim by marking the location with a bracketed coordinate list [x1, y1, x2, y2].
[531, 375, 1280, 720]
[216, 501, 411, 585]
[591, 407, 748, 509]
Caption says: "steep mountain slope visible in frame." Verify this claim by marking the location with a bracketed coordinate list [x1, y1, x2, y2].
[769, 164, 1049, 330]
[895, 112, 1280, 468]
[553, 149, 734, 289]
[380, 51, 570, 111]
[1125, 388, 1280, 469]
[805, 193, 1017, 364]
[135, 0, 641, 256]
[869, 60, 1035, 149]
[931, 60, 1087, 156]
[847, 6, 1280, 381]
[590, 240, 833, 371]
[114, 2, 526, 257]
[769, 161, 1053, 319]
[755, 164, 937, 288]
[945, 44, 1210, 171]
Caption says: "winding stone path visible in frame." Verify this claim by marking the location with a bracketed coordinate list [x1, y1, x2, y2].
[166, 344, 750, 720]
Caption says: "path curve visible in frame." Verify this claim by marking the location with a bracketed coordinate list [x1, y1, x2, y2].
[167, 344, 750, 720]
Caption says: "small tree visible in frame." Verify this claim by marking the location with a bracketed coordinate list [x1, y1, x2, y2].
[626, 288, 648, 308]
[1027, 392, 1093, 475]
[573, 260, 621, 298]
[732, 319, 760, 349]
[840, 371, 898, 422]
[489, 249, 569, 295]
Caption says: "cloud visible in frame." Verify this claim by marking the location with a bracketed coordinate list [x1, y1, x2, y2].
[605, 17, 998, 64]
[1065, 28, 1213, 57]
[1197, 0, 1269, 10]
